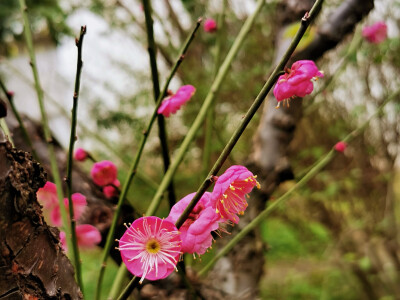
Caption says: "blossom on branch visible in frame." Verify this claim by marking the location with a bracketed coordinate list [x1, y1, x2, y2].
[334, 141, 347, 152]
[273, 60, 323, 107]
[204, 18, 217, 33]
[167, 192, 220, 255]
[51, 193, 87, 226]
[211, 165, 260, 224]
[60, 224, 102, 251]
[37, 181, 58, 209]
[103, 179, 120, 199]
[118, 216, 182, 283]
[157, 85, 196, 117]
[74, 148, 89, 161]
[362, 21, 387, 44]
[91, 160, 118, 186]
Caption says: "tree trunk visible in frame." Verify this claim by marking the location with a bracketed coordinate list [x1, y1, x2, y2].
[0, 129, 82, 299]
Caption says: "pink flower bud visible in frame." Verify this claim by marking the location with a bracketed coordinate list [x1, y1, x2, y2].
[103, 179, 120, 199]
[204, 18, 217, 33]
[74, 148, 88, 161]
[334, 141, 347, 152]
[91, 160, 118, 186]
[362, 21, 387, 44]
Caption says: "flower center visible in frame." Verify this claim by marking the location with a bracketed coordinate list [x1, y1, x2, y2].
[145, 238, 161, 254]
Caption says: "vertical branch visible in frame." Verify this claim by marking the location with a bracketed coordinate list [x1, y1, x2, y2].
[202, 0, 227, 177]
[142, 0, 177, 210]
[0, 79, 38, 159]
[175, 0, 325, 230]
[145, 0, 266, 217]
[65, 26, 86, 295]
[94, 19, 202, 300]
[17, 0, 72, 260]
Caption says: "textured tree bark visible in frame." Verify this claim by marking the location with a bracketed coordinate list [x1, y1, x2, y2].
[0, 129, 82, 299]
[206, 0, 375, 299]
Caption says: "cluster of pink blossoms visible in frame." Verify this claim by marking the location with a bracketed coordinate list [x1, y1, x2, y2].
[273, 60, 324, 107]
[118, 165, 259, 283]
[36, 182, 101, 251]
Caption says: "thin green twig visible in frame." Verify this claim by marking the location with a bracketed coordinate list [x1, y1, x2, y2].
[18, 0, 72, 258]
[202, 0, 227, 178]
[174, 0, 324, 230]
[199, 87, 400, 276]
[65, 26, 86, 295]
[94, 19, 202, 300]
[142, 0, 177, 210]
[145, 0, 267, 217]
[0, 78, 38, 159]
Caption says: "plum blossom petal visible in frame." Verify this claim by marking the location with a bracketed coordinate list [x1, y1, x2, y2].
[166, 192, 220, 255]
[362, 21, 387, 44]
[60, 224, 101, 251]
[51, 193, 87, 227]
[91, 160, 118, 186]
[211, 165, 259, 224]
[118, 216, 182, 283]
[37, 181, 58, 209]
[157, 85, 196, 117]
[273, 60, 323, 103]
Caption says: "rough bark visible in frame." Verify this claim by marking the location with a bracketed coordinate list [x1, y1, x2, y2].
[0, 129, 82, 299]
[206, 0, 375, 299]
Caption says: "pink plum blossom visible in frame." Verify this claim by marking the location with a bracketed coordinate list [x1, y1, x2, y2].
[204, 18, 217, 33]
[51, 193, 87, 227]
[37, 181, 58, 209]
[60, 224, 101, 251]
[362, 21, 387, 44]
[166, 192, 220, 255]
[103, 179, 120, 199]
[211, 165, 259, 224]
[273, 60, 323, 106]
[157, 85, 196, 117]
[91, 160, 118, 186]
[334, 141, 347, 152]
[74, 148, 88, 161]
[118, 216, 182, 283]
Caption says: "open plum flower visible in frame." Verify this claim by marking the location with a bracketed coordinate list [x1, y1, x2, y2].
[60, 224, 102, 252]
[362, 21, 387, 44]
[166, 192, 220, 255]
[273, 60, 323, 107]
[51, 193, 87, 227]
[118, 216, 182, 283]
[157, 85, 196, 117]
[211, 165, 260, 224]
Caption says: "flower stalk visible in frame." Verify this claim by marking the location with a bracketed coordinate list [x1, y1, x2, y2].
[65, 25, 86, 295]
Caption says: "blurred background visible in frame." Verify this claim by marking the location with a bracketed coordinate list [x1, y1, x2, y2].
[1, 0, 400, 299]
